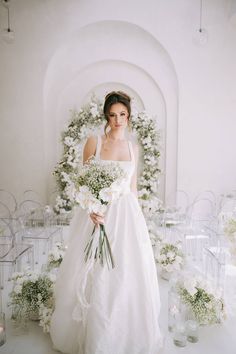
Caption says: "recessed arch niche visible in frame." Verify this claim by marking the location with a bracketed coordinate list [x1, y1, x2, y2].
[43, 20, 178, 205]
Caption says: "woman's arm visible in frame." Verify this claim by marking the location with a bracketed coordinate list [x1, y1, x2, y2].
[83, 136, 104, 226]
[83, 136, 97, 164]
[130, 143, 139, 197]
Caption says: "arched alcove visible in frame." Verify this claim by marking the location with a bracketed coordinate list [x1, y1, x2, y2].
[43, 20, 178, 205]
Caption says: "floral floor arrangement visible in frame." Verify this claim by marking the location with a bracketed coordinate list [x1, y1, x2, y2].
[224, 217, 236, 264]
[155, 242, 184, 279]
[176, 272, 226, 326]
[7, 242, 68, 333]
[8, 269, 55, 332]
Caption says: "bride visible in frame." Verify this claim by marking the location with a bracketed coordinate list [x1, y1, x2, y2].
[50, 91, 163, 354]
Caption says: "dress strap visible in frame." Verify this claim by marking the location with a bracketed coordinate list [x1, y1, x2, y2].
[95, 135, 102, 159]
[128, 141, 135, 163]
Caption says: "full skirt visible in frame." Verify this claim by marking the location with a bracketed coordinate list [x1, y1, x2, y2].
[50, 193, 163, 354]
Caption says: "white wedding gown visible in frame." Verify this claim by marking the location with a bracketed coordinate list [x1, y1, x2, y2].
[50, 136, 163, 354]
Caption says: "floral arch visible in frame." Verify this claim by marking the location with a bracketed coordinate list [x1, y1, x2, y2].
[54, 96, 162, 218]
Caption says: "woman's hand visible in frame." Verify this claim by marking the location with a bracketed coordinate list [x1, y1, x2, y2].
[90, 212, 105, 227]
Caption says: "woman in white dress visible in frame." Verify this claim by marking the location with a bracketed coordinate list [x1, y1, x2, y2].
[50, 91, 163, 354]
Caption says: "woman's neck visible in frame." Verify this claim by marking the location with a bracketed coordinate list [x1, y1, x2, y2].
[107, 130, 125, 141]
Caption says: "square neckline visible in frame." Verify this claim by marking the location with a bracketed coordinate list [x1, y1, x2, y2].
[98, 135, 133, 163]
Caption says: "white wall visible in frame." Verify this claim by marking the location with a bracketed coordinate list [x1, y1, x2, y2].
[0, 0, 235, 205]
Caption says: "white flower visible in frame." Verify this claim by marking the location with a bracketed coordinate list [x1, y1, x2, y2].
[90, 103, 99, 118]
[75, 186, 94, 209]
[29, 273, 39, 282]
[99, 180, 123, 203]
[87, 200, 107, 215]
[44, 205, 53, 213]
[99, 187, 113, 203]
[64, 136, 75, 147]
[48, 273, 57, 283]
[167, 251, 175, 259]
[159, 254, 167, 262]
[61, 172, 71, 184]
[184, 277, 198, 296]
[16, 277, 25, 285]
[14, 284, 22, 294]
[65, 183, 77, 201]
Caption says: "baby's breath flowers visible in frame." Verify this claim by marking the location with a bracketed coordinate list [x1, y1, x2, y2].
[176, 273, 225, 325]
[8, 270, 55, 324]
[223, 217, 236, 242]
[224, 217, 236, 263]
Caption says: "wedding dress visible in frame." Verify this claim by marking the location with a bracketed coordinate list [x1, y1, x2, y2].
[50, 136, 163, 354]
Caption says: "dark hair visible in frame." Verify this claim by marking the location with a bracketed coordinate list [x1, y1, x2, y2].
[103, 91, 131, 135]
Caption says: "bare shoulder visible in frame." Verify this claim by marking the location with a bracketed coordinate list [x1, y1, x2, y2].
[83, 135, 97, 162]
[85, 135, 97, 146]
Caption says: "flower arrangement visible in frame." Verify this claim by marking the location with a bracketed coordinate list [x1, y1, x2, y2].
[224, 217, 236, 262]
[47, 242, 67, 271]
[176, 273, 225, 325]
[8, 270, 55, 323]
[38, 300, 54, 333]
[223, 217, 236, 241]
[54, 95, 162, 219]
[155, 242, 184, 274]
[73, 157, 126, 269]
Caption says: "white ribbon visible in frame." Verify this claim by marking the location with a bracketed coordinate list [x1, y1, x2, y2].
[72, 228, 100, 325]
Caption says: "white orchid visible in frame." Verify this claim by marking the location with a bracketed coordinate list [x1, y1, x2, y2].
[87, 200, 107, 215]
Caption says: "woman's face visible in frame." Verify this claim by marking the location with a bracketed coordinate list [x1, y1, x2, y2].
[108, 103, 129, 130]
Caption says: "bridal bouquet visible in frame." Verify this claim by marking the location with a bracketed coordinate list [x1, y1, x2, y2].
[176, 273, 225, 325]
[74, 157, 126, 269]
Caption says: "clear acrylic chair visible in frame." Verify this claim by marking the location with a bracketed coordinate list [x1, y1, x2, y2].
[0, 189, 17, 215]
[162, 190, 190, 231]
[175, 190, 190, 215]
[0, 202, 12, 222]
[0, 218, 34, 293]
[203, 247, 226, 290]
[18, 200, 63, 266]
[20, 189, 43, 204]
[193, 190, 217, 210]
[182, 231, 211, 271]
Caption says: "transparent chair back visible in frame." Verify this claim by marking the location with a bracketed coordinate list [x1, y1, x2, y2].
[0, 202, 12, 223]
[0, 189, 17, 215]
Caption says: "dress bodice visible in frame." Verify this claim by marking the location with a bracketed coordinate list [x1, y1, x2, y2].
[95, 135, 135, 189]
